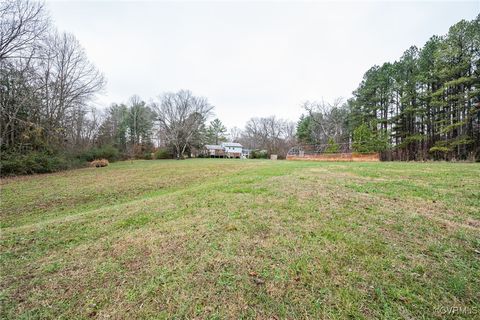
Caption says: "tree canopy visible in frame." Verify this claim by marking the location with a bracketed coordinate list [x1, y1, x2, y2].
[206, 118, 227, 145]
[295, 15, 479, 160]
[347, 15, 479, 160]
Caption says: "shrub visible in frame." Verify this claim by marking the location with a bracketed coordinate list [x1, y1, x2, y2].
[325, 137, 340, 153]
[155, 148, 173, 159]
[78, 145, 119, 162]
[250, 150, 268, 159]
[142, 152, 153, 160]
[429, 146, 450, 160]
[90, 159, 109, 167]
[429, 146, 450, 153]
[0, 151, 81, 176]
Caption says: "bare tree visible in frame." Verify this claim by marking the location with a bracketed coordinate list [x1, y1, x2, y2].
[229, 126, 242, 142]
[124, 95, 155, 158]
[1, 56, 39, 148]
[67, 106, 103, 149]
[0, 0, 50, 149]
[153, 90, 213, 159]
[241, 116, 295, 156]
[36, 31, 105, 146]
[302, 97, 348, 144]
[0, 0, 49, 60]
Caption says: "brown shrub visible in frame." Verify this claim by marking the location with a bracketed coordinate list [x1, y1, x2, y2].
[90, 159, 109, 168]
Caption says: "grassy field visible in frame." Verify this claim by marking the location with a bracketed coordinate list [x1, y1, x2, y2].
[1, 159, 479, 319]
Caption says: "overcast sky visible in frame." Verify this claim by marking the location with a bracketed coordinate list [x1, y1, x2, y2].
[45, 1, 479, 129]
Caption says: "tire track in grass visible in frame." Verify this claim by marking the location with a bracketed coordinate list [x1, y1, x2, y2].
[1, 160, 276, 229]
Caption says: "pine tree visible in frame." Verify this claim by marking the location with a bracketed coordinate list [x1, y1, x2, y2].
[345, 15, 479, 160]
[206, 118, 227, 145]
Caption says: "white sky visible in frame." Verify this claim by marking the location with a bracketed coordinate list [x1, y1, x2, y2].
[45, 0, 479, 129]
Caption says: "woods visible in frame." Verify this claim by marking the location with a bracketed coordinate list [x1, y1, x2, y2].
[1, 1, 478, 176]
[347, 15, 480, 160]
[295, 15, 479, 160]
[0, 0, 295, 174]
[1, 0, 105, 173]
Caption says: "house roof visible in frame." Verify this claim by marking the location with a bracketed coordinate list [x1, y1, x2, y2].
[205, 145, 223, 150]
[221, 142, 243, 147]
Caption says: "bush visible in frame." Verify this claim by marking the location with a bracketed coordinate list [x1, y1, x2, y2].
[142, 152, 153, 160]
[90, 159, 109, 167]
[325, 137, 340, 153]
[0, 151, 81, 176]
[155, 148, 173, 159]
[78, 145, 119, 162]
[250, 150, 268, 159]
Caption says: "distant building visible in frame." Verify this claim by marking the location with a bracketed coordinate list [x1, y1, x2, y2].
[242, 148, 251, 159]
[221, 142, 243, 158]
[205, 145, 225, 158]
[204, 143, 244, 158]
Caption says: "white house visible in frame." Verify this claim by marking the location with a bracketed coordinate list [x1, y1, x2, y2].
[221, 142, 243, 158]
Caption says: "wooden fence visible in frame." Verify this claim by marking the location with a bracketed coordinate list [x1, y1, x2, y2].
[286, 152, 380, 162]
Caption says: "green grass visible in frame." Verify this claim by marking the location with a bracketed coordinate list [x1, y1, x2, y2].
[1, 159, 479, 319]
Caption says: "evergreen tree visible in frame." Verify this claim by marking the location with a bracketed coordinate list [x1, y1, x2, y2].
[206, 118, 227, 145]
[296, 115, 314, 144]
[325, 137, 340, 153]
[345, 15, 479, 160]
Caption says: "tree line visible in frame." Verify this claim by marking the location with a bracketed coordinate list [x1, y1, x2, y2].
[1, 0, 106, 173]
[1, 1, 478, 175]
[296, 15, 479, 160]
[0, 0, 293, 175]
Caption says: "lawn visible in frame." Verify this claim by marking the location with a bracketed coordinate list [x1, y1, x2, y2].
[1, 159, 479, 319]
